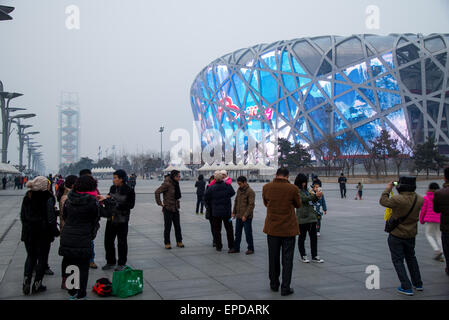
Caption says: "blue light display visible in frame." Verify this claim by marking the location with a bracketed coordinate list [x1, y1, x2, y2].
[191, 34, 449, 156]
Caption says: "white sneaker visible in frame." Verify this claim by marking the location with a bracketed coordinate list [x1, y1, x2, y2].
[300, 256, 310, 263]
[317, 232, 321, 237]
[312, 256, 324, 263]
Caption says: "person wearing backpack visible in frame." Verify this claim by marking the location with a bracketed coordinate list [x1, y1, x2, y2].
[379, 177, 425, 296]
[59, 175, 101, 299]
[20, 176, 60, 295]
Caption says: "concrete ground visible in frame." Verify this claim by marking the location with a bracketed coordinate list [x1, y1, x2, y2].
[0, 179, 448, 300]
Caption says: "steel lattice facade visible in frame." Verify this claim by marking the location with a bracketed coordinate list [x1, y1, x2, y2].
[190, 34, 449, 158]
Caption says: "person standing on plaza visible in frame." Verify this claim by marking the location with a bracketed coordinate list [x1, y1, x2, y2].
[101, 169, 136, 271]
[312, 175, 322, 188]
[262, 168, 301, 296]
[311, 181, 327, 237]
[380, 177, 425, 296]
[155, 170, 184, 250]
[20, 176, 59, 295]
[58, 175, 78, 232]
[232, 176, 255, 255]
[433, 167, 449, 276]
[59, 175, 100, 299]
[129, 173, 137, 190]
[204, 171, 236, 253]
[294, 173, 324, 263]
[355, 182, 364, 200]
[420, 183, 444, 262]
[195, 174, 206, 215]
[205, 175, 216, 247]
[79, 169, 99, 269]
[2, 175, 6, 189]
[338, 173, 347, 198]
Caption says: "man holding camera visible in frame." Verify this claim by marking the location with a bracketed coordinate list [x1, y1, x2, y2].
[379, 177, 424, 296]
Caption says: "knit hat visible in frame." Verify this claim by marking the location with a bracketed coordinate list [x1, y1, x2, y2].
[26, 176, 49, 191]
[214, 171, 223, 182]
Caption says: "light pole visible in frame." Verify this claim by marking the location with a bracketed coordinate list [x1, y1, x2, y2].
[23, 131, 39, 172]
[0, 88, 25, 163]
[159, 126, 164, 170]
[0, 5, 14, 21]
[13, 119, 32, 171]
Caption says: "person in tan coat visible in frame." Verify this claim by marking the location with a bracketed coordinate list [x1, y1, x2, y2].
[232, 176, 256, 254]
[262, 167, 301, 297]
[155, 170, 184, 249]
[379, 176, 424, 296]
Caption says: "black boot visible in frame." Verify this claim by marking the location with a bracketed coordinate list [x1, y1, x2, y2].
[22, 277, 32, 295]
[31, 280, 47, 294]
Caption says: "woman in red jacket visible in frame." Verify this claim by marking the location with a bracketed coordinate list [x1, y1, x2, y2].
[420, 183, 444, 262]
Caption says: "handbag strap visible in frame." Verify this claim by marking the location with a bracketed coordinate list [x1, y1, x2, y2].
[399, 195, 418, 224]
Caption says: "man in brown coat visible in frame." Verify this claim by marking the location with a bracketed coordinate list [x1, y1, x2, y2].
[232, 176, 256, 255]
[155, 170, 184, 249]
[433, 167, 449, 276]
[262, 167, 301, 296]
[379, 176, 424, 296]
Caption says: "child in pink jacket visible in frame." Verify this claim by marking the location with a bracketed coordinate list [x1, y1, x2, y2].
[420, 183, 444, 261]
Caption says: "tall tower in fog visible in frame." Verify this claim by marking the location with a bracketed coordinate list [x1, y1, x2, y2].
[58, 92, 80, 168]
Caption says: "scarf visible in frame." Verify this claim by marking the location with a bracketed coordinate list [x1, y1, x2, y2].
[77, 190, 99, 197]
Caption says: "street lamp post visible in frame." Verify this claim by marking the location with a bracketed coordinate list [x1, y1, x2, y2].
[22, 132, 39, 172]
[0, 89, 24, 163]
[0, 5, 14, 21]
[14, 120, 32, 171]
[159, 126, 164, 170]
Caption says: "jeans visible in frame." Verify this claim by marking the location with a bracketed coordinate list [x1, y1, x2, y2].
[340, 184, 346, 198]
[387, 234, 423, 290]
[211, 216, 234, 250]
[424, 223, 442, 252]
[90, 240, 95, 263]
[104, 221, 129, 266]
[316, 216, 323, 233]
[298, 222, 318, 258]
[62, 256, 90, 299]
[24, 238, 51, 281]
[267, 235, 295, 292]
[442, 232, 449, 271]
[163, 208, 183, 244]
[195, 195, 204, 213]
[234, 218, 254, 252]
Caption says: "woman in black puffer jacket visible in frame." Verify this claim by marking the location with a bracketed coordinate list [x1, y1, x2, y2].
[59, 175, 100, 299]
[21, 176, 59, 295]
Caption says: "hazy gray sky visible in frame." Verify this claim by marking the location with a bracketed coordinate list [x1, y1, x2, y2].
[1, 0, 448, 172]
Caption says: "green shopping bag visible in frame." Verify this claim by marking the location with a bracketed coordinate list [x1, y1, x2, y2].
[112, 266, 144, 298]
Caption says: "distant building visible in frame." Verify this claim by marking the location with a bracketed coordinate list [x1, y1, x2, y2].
[190, 34, 449, 159]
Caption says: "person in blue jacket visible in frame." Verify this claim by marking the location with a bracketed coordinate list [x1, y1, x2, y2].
[310, 181, 327, 237]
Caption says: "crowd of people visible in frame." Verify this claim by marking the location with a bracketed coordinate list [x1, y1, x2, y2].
[17, 165, 449, 299]
[2, 175, 30, 190]
[19, 169, 135, 299]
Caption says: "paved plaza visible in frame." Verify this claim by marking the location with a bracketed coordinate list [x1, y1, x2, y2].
[0, 179, 448, 300]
